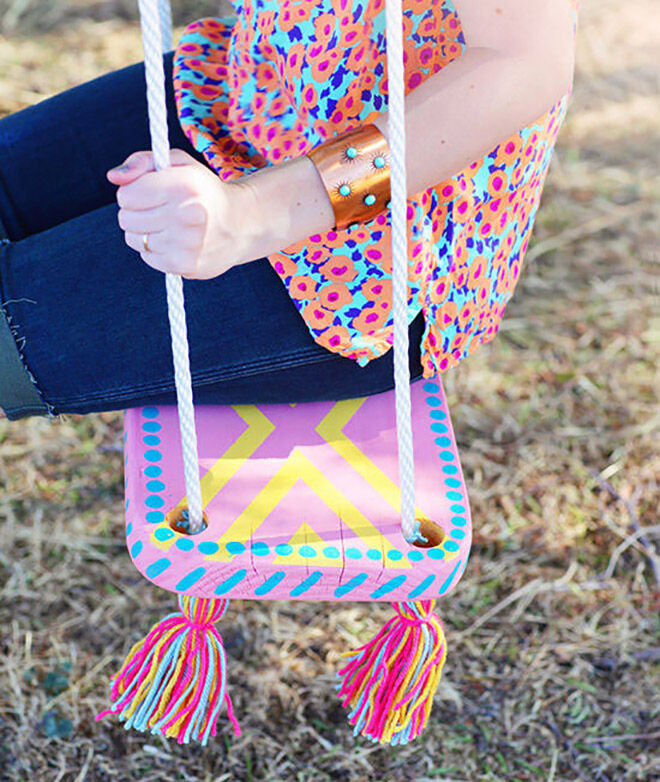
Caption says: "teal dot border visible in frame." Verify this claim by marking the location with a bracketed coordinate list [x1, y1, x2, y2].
[419, 380, 471, 597]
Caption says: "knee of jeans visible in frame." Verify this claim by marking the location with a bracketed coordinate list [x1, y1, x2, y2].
[0, 300, 58, 421]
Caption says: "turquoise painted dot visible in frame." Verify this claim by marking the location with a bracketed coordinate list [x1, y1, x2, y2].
[126, 522, 132, 537]
[370, 575, 407, 599]
[428, 548, 446, 560]
[339, 184, 351, 196]
[445, 479, 461, 489]
[144, 449, 162, 462]
[364, 194, 376, 206]
[450, 529, 466, 541]
[434, 436, 451, 447]
[299, 545, 316, 558]
[366, 548, 382, 561]
[442, 465, 458, 475]
[154, 528, 174, 541]
[125, 498, 130, 510]
[290, 571, 323, 598]
[142, 407, 159, 419]
[255, 571, 286, 596]
[175, 567, 206, 592]
[431, 423, 448, 434]
[251, 541, 270, 556]
[144, 465, 162, 478]
[406, 550, 424, 562]
[146, 480, 165, 493]
[226, 541, 245, 556]
[145, 495, 164, 509]
[446, 490, 463, 500]
[275, 543, 293, 557]
[142, 421, 161, 433]
[444, 540, 460, 552]
[424, 382, 439, 393]
[345, 548, 362, 560]
[334, 573, 368, 598]
[408, 574, 435, 600]
[145, 558, 171, 578]
[323, 546, 340, 559]
[386, 550, 403, 561]
[131, 540, 143, 558]
[374, 155, 385, 168]
[146, 511, 165, 524]
[451, 516, 467, 527]
[346, 145, 358, 158]
[142, 435, 161, 446]
[439, 559, 462, 595]
[430, 410, 446, 421]
[198, 541, 219, 555]
[175, 538, 195, 551]
[214, 569, 246, 595]
[450, 504, 466, 514]
[425, 396, 441, 407]
[439, 450, 455, 462]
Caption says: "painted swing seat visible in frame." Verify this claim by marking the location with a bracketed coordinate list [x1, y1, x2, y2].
[123, 378, 472, 603]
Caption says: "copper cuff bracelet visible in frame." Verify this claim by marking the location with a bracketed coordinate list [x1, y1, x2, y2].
[306, 123, 391, 231]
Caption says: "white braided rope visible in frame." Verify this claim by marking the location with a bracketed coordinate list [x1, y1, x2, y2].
[383, 0, 419, 543]
[137, 0, 419, 542]
[139, 0, 204, 533]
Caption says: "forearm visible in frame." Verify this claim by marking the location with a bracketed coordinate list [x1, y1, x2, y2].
[235, 43, 573, 259]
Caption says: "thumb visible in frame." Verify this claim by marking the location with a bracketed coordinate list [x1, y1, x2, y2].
[106, 151, 156, 184]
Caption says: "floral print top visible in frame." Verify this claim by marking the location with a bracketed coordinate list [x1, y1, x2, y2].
[172, 0, 578, 377]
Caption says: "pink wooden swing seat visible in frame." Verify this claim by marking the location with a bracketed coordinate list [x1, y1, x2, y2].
[123, 378, 472, 604]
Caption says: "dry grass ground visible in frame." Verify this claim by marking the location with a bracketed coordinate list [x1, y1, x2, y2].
[0, 1, 658, 780]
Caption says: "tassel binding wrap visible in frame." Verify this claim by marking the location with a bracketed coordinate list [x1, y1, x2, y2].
[95, 596, 241, 745]
[336, 600, 447, 745]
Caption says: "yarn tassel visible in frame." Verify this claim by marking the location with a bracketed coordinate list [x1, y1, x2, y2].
[336, 600, 447, 745]
[95, 595, 241, 745]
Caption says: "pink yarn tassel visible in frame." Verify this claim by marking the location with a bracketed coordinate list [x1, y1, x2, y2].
[96, 595, 241, 745]
[337, 600, 447, 745]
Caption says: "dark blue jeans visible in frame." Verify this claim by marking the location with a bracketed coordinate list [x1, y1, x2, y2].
[0, 50, 424, 421]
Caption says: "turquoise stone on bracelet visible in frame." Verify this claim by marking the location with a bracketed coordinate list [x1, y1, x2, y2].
[364, 194, 376, 206]
[345, 146, 358, 159]
[339, 184, 351, 197]
[374, 155, 386, 168]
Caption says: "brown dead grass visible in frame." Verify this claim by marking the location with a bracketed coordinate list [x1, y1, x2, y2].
[0, 1, 658, 780]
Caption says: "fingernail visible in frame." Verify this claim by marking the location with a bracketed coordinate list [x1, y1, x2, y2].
[110, 162, 131, 173]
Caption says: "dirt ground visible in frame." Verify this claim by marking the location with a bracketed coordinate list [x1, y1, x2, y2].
[0, 1, 658, 780]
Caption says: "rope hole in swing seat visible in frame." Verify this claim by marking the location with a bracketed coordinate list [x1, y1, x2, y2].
[166, 505, 209, 535]
[123, 380, 473, 603]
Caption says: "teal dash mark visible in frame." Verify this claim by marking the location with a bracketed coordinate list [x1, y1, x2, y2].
[439, 558, 463, 595]
[370, 575, 407, 599]
[334, 572, 368, 598]
[214, 569, 246, 595]
[145, 558, 171, 579]
[408, 574, 435, 599]
[255, 571, 286, 596]
[176, 567, 206, 591]
[130, 540, 143, 558]
[290, 571, 323, 597]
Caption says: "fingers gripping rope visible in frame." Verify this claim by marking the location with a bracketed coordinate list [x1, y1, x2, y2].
[138, 0, 420, 542]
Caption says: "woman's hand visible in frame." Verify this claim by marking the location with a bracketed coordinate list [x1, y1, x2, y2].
[106, 149, 261, 279]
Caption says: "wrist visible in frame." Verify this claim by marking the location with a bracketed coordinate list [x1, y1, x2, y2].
[234, 155, 335, 259]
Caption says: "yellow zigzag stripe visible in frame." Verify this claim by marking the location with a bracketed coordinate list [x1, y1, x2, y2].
[206, 449, 410, 567]
[315, 398, 433, 522]
[151, 405, 273, 552]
